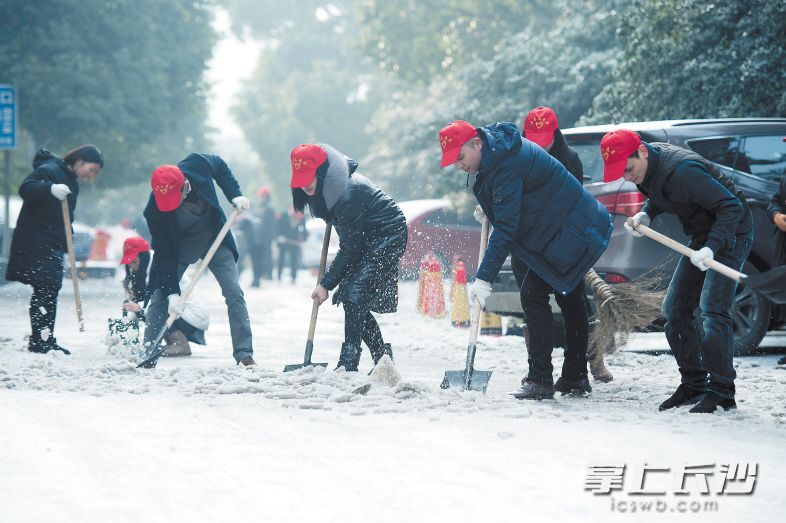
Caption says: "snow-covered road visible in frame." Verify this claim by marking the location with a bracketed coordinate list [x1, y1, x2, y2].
[1, 272, 785, 522]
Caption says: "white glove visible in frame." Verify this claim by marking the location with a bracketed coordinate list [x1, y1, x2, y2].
[167, 294, 185, 317]
[50, 184, 71, 201]
[469, 278, 493, 309]
[690, 247, 714, 272]
[624, 211, 650, 237]
[473, 205, 486, 224]
[125, 310, 139, 322]
[232, 196, 250, 214]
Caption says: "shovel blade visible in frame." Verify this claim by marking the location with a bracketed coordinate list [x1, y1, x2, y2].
[440, 369, 493, 393]
[283, 362, 329, 373]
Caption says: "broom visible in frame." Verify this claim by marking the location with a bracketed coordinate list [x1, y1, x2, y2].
[583, 268, 665, 380]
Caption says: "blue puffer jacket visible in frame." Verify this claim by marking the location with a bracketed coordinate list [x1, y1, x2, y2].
[473, 122, 612, 294]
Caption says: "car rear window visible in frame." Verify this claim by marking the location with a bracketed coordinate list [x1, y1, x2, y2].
[567, 140, 606, 183]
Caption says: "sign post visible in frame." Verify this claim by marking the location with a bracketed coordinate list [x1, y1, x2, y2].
[0, 84, 17, 259]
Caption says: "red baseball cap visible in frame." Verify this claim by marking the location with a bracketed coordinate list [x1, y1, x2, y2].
[120, 236, 150, 265]
[256, 186, 271, 198]
[439, 120, 477, 168]
[600, 129, 643, 182]
[523, 106, 559, 148]
[151, 165, 185, 212]
[290, 144, 327, 189]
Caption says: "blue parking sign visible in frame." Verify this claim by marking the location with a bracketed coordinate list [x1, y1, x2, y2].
[0, 84, 17, 149]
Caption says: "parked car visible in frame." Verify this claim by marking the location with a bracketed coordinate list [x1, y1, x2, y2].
[398, 199, 482, 278]
[485, 118, 786, 355]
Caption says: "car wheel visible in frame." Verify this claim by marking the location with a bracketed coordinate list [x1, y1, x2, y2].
[731, 261, 771, 355]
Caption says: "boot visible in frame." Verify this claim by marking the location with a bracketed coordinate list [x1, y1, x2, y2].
[369, 343, 393, 365]
[43, 338, 71, 355]
[28, 338, 48, 354]
[689, 391, 737, 413]
[162, 329, 192, 357]
[658, 384, 704, 411]
[590, 356, 614, 382]
[778, 356, 786, 365]
[237, 356, 256, 367]
[555, 376, 592, 395]
[335, 343, 361, 372]
[511, 380, 555, 400]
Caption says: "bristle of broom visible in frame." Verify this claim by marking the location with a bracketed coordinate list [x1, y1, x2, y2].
[588, 274, 665, 361]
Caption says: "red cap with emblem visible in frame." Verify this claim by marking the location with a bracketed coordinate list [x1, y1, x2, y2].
[601, 129, 643, 182]
[290, 144, 327, 189]
[151, 165, 185, 212]
[120, 236, 150, 265]
[523, 106, 559, 148]
[439, 120, 478, 168]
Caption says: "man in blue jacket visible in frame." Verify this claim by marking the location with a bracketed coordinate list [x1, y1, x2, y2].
[439, 120, 612, 399]
[143, 154, 255, 367]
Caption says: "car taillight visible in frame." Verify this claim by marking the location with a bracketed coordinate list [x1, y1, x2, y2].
[596, 191, 646, 217]
[604, 273, 629, 284]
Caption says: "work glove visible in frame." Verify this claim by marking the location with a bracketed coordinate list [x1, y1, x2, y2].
[167, 294, 185, 317]
[624, 211, 650, 237]
[473, 205, 486, 224]
[469, 278, 493, 309]
[50, 184, 71, 201]
[232, 196, 250, 214]
[689, 247, 713, 272]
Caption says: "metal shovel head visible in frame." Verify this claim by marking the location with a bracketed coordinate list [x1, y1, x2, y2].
[440, 369, 493, 393]
[744, 266, 786, 304]
[283, 361, 329, 373]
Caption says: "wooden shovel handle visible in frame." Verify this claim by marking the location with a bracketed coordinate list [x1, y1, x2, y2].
[634, 223, 745, 282]
[307, 223, 332, 342]
[61, 199, 84, 331]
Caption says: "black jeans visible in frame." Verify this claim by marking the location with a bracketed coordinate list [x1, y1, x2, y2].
[662, 230, 753, 399]
[30, 284, 61, 341]
[512, 256, 589, 384]
[277, 244, 300, 283]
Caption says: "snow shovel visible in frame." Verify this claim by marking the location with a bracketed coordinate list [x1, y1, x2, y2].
[634, 223, 786, 304]
[284, 223, 332, 372]
[137, 208, 240, 369]
[440, 216, 493, 393]
[61, 199, 85, 331]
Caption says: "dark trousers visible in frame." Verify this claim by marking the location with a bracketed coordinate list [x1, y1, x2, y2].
[277, 244, 300, 283]
[512, 256, 589, 384]
[344, 302, 384, 352]
[662, 231, 753, 399]
[30, 284, 60, 341]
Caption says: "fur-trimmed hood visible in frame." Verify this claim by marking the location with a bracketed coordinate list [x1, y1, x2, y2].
[319, 143, 358, 211]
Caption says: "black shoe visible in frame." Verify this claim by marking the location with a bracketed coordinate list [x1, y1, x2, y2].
[689, 392, 737, 413]
[554, 376, 592, 396]
[238, 356, 256, 367]
[658, 384, 704, 411]
[335, 343, 361, 372]
[778, 356, 786, 365]
[43, 338, 71, 355]
[511, 380, 555, 400]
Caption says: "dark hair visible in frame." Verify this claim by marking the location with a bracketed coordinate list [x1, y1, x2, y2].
[63, 144, 104, 168]
[628, 150, 640, 159]
[291, 162, 329, 219]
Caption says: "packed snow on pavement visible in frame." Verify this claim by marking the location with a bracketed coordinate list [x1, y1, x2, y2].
[1, 271, 785, 522]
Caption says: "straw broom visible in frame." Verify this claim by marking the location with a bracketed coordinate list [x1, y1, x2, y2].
[583, 268, 665, 380]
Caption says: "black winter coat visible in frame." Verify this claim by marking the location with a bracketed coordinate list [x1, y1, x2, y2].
[548, 129, 583, 183]
[5, 150, 79, 287]
[308, 145, 407, 313]
[639, 142, 752, 253]
[767, 176, 786, 265]
[144, 153, 242, 298]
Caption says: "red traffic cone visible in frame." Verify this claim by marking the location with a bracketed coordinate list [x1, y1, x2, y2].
[450, 260, 470, 328]
[418, 253, 445, 318]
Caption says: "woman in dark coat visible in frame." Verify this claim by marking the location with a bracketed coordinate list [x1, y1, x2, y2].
[5, 145, 103, 354]
[290, 143, 408, 371]
[119, 236, 206, 356]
